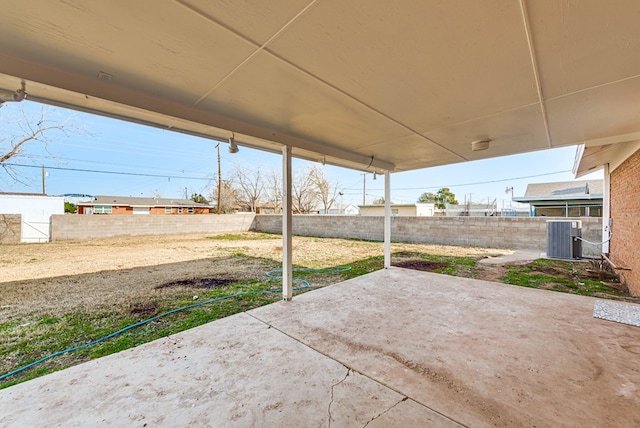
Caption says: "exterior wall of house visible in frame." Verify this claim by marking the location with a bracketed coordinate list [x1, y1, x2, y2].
[535, 205, 602, 217]
[0, 214, 22, 244]
[253, 215, 602, 256]
[78, 206, 211, 215]
[610, 148, 640, 296]
[359, 206, 417, 216]
[51, 213, 254, 241]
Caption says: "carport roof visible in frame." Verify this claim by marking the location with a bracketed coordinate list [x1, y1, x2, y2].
[1, 1, 640, 173]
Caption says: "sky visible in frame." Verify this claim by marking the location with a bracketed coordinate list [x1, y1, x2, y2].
[1, 100, 602, 209]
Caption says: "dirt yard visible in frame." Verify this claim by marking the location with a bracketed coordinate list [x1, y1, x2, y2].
[0, 233, 505, 322]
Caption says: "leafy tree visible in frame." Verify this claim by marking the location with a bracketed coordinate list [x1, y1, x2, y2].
[418, 188, 458, 209]
[436, 187, 458, 208]
[417, 192, 437, 203]
[372, 197, 385, 204]
[190, 193, 209, 204]
[64, 202, 77, 213]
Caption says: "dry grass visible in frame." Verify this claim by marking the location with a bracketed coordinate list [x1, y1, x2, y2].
[0, 232, 506, 323]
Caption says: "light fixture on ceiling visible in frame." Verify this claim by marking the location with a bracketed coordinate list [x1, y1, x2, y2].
[0, 81, 27, 106]
[228, 134, 239, 154]
[373, 172, 377, 180]
[471, 138, 491, 151]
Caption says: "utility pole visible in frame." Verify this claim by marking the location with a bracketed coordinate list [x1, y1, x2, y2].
[216, 143, 222, 214]
[41, 165, 46, 195]
[361, 173, 366, 205]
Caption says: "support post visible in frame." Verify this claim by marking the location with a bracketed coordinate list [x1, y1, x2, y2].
[384, 171, 391, 269]
[602, 163, 611, 254]
[282, 145, 293, 300]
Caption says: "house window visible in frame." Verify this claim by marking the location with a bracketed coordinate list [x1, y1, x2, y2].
[93, 205, 112, 214]
[391, 209, 399, 216]
[178, 207, 183, 214]
[188, 207, 194, 213]
[165, 207, 172, 214]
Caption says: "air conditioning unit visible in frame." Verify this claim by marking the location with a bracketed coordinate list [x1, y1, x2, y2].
[547, 220, 582, 259]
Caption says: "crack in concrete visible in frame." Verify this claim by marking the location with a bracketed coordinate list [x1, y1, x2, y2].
[362, 396, 408, 428]
[328, 368, 350, 428]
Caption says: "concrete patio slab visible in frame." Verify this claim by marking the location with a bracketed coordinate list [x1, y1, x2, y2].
[1, 268, 639, 427]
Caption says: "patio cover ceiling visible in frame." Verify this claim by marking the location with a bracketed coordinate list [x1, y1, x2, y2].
[1, 1, 640, 173]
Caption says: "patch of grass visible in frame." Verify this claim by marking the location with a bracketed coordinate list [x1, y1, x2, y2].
[501, 266, 569, 289]
[208, 232, 278, 241]
[0, 275, 284, 389]
[500, 258, 627, 299]
[342, 256, 384, 279]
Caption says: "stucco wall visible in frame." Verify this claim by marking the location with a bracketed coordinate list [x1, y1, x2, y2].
[610, 148, 640, 296]
[253, 215, 602, 256]
[51, 214, 256, 241]
[0, 214, 22, 244]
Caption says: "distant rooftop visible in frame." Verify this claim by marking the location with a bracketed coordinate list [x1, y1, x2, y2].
[524, 180, 602, 198]
[514, 180, 603, 204]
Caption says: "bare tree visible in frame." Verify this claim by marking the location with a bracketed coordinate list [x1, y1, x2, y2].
[291, 167, 318, 214]
[264, 168, 283, 213]
[1, 105, 70, 184]
[308, 166, 340, 214]
[208, 178, 239, 213]
[233, 165, 265, 213]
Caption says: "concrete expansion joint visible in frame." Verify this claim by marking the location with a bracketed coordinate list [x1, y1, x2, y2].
[327, 367, 350, 427]
[361, 395, 408, 428]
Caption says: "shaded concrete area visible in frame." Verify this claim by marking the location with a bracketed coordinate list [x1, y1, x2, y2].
[2, 268, 639, 427]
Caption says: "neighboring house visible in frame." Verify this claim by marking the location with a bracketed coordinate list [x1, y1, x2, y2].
[512, 180, 603, 217]
[344, 204, 360, 215]
[443, 202, 498, 217]
[359, 203, 435, 217]
[77, 195, 213, 215]
[0, 192, 64, 242]
[574, 141, 640, 296]
[318, 204, 360, 215]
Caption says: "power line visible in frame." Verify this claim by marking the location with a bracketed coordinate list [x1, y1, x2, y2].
[342, 170, 573, 191]
[3, 162, 212, 181]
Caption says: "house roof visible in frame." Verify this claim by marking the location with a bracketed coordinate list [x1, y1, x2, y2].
[78, 195, 211, 208]
[513, 180, 603, 204]
[2, 2, 640, 174]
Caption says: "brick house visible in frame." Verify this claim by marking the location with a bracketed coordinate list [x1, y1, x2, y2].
[77, 196, 213, 215]
[574, 142, 640, 296]
[512, 180, 603, 217]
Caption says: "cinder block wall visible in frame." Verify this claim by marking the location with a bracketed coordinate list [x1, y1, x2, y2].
[610, 148, 640, 296]
[0, 214, 21, 244]
[51, 214, 256, 241]
[253, 215, 602, 257]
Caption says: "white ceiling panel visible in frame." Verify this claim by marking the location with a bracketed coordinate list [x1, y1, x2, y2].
[180, 0, 314, 46]
[527, 0, 640, 98]
[198, 52, 409, 148]
[1, 0, 639, 173]
[354, 134, 464, 172]
[424, 104, 549, 162]
[0, 0, 258, 105]
[545, 76, 640, 146]
[268, 0, 539, 131]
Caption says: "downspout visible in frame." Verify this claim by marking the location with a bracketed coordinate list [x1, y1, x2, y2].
[602, 163, 611, 255]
